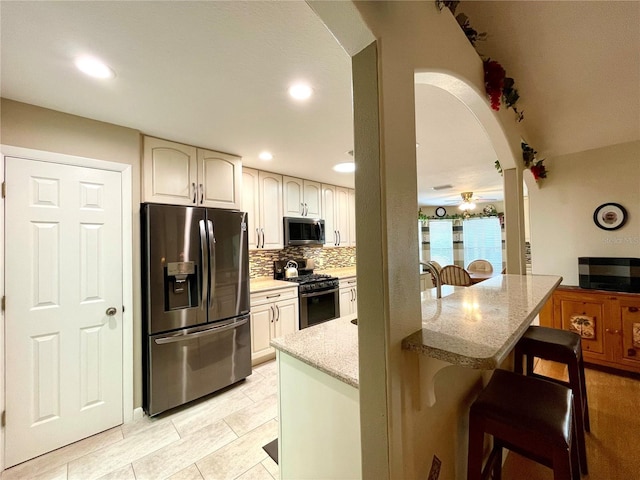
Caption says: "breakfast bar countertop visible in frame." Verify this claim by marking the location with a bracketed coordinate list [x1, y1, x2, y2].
[403, 274, 562, 369]
[271, 274, 561, 388]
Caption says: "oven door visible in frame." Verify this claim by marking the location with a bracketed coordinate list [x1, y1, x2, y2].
[299, 288, 340, 329]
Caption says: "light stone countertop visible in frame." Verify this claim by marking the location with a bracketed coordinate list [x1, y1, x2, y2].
[249, 276, 295, 294]
[403, 274, 562, 369]
[270, 274, 561, 387]
[271, 315, 359, 388]
[315, 266, 357, 278]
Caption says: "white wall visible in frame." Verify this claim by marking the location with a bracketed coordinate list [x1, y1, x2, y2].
[0, 99, 144, 410]
[328, 2, 530, 478]
[529, 140, 640, 285]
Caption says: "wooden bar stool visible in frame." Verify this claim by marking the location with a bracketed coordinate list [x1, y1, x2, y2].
[467, 369, 579, 480]
[513, 326, 589, 474]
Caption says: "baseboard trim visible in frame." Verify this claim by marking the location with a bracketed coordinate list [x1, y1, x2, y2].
[132, 407, 145, 422]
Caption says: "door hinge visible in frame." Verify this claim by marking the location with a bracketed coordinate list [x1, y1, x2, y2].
[1, 295, 5, 312]
[1, 410, 5, 427]
[1, 181, 5, 198]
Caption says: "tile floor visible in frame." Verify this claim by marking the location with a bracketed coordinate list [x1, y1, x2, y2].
[2, 361, 279, 480]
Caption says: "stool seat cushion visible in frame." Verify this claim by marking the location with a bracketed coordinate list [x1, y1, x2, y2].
[471, 369, 573, 448]
[518, 326, 581, 360]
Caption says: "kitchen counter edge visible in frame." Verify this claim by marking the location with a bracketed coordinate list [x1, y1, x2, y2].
[402, 274, 562, 369]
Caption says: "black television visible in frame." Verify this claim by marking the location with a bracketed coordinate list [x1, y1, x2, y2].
[578, 257, 640, 293]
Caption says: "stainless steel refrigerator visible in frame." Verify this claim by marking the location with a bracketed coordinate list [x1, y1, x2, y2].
[141, 203, 251, 416]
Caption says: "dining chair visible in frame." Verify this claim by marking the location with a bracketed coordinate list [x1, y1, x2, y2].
[427, 260, 442, 273]
[467, 259, 493, 273]
[423, 260, 443, 287]
[439, 265, 472, 286]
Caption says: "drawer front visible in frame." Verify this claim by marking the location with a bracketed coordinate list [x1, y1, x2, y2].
[339, 277, 357, 289]
[251, 287, 298, 306]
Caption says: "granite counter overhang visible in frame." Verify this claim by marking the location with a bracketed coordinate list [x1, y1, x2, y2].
[402, 274, 563, 369]
[270, 274, 561, 389]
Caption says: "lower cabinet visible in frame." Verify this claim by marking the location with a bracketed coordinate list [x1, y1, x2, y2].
[250, 287, 299, 366]
[339, 277, 358, 318]
[540, 286, 640, 374]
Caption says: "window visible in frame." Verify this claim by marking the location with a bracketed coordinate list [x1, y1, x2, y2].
[429, 219, 453, 266]
[463, 217, 502, 272]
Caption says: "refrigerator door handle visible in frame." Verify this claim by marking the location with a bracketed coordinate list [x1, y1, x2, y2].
[207, 219, 216, 307]
[154, 317, 249, 344]
[199, 219, 209, 310]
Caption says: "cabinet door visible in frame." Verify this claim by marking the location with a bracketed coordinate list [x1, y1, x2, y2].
[283, 176, 305, 217]
[198, 149, 242, 209]
[322, 184, 338, 246]
[335, 187, 350, 246]
[556, 297, 608, 361]
[143, 136, 197, 205]
[351, 287, 358, 317]
[250, 302, 275, 364]
[303, 180, 322, 218]
[348, 189, 356, 246]
[275, 298, 299, 337]
[242, 168, 261, 250]
[258, 171, 283, 249]
[339, 287, 354, 317]
[619, 299, 640, 368]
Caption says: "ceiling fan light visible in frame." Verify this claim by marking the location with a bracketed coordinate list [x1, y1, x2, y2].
[459, 191, 476, 210]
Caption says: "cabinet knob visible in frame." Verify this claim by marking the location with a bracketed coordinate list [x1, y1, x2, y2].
[629, 307, 639, 313]
[627, 348, 636, 356]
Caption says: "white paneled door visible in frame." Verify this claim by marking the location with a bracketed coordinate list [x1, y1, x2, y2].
[4, 157, 123, 467]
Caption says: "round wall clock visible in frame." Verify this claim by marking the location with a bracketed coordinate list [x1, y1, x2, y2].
[593, 203, 627, 230]
[435, 207, 446, 217]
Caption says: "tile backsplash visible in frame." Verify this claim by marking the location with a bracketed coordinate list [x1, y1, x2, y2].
[249, 246, 356, 278]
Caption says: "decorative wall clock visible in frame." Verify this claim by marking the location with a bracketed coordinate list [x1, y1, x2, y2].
[593, 203, 627, 231]
[435, 207, 446, 217]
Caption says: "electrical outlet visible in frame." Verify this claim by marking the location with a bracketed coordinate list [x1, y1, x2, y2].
[427, 454, 441, 480]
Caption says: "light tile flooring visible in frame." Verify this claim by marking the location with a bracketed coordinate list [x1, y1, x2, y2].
[2, 361, 279, 480]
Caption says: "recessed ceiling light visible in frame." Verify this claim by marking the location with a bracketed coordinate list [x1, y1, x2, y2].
[333, 162, 355, 173]
[288, 83, 313, 101]
[259, 151, 273, 161]
[75, 55, 115, 79]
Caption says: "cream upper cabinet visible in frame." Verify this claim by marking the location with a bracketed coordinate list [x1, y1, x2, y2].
[259, 171, 284, 249]
[242, 168, 261, 250]
[197, 148, 242, 209]
[322, 184, 337, 247]
[143, 136, 197, 204]
[283, 176, 322, 218]
[335, 187, 350, 246]
[348, 188, 356, 246]
[143, 136, 241, 209]
[242, 168, 283, 250]
[324, 186, 354, 247]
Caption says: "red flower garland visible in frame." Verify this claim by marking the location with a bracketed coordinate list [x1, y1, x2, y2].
[484, 59, 505, 111]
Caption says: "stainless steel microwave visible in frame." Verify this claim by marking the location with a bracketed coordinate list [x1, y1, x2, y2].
[283, 217, 325, 246]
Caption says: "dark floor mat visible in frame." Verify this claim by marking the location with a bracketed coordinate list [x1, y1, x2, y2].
[262, 438, 278, 464]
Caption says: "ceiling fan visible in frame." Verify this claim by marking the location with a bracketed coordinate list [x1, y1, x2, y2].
[442, 192, 497, 209]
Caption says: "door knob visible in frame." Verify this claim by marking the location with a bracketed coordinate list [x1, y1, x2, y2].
[106, 307, 118, 316]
